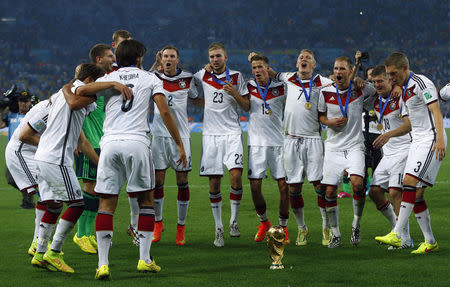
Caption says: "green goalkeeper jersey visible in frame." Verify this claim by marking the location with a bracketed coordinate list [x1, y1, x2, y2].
[82, 97, 105, 149]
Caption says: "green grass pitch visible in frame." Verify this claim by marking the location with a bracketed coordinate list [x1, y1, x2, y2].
[0, 131, 449, 286]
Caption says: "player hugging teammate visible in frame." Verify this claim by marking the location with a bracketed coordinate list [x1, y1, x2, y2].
[16, 35, 446, 280]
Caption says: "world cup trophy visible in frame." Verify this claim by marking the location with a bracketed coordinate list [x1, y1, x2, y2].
[267, 225, 286, 270]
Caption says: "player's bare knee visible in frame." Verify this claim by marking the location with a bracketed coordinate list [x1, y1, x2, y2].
[98, 194, 118, 214]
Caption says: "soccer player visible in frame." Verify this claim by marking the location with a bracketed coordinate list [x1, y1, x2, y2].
[73, 44, 115, 254]
[318, 53, 377, 248]
[246, 53, 288, 243]
[266, 49, 335, 246]
[149, 45, 202, 245]
[194, 42, 249, 247]
[110, 30, 143, 244]
[375, 52, 447, 254]
[368, 65, 414, 248]
[92, 39, 186, 279]
[5, 99, 51, 256]
[31, 63, 129, 273]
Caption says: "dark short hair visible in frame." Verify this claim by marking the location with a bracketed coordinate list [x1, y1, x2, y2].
[250, 53, 269, 65]
[75, 63, 105, 82]
[112, 30, 132, 44]
[89, 44, 112, 64]
[370, 65, 388, 78]
[116, 39, 147, 67]
[385, 52, 409, 69]
[335, 56, 353, 70]
[161, 45, 179, 57]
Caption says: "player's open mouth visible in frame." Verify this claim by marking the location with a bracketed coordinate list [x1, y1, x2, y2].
[166, 63, 171, 67]
[301, 63, 307, 68]
[336, 76, 342, 81]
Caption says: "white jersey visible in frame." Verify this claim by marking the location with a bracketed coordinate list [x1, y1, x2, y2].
[247, 79, 285, 146]
[439, 83, 450, 101]
[276, 73, 332, 138]
[152, 70, 198, 139]
[193, 68, 248, 135]
[319, 83, 376, 151]
[400, 73, 440, 142]
[96, 67, 166, 146]
[35, 80, 96, 166]
[7, 100, 50, 156]
[374, 96, 412, 156]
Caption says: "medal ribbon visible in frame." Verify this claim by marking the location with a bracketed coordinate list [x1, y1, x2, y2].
[399, 72, 413, 116]
[335, 81, 352, 118]
[212, 66, 230, 85]
[255, 79, 272, 112]
[378, 90, 392, 124]
[296, 74, 313, 104]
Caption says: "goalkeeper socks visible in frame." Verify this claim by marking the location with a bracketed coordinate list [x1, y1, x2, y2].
[77, 212, 88, 237]
[343, 176, 350, 194]
[229, 187, 242, 225]
[414, 199, 436, 244]
[96, 212, 113, 267]
[209, 192, 223, 230]
[177, 183, 190, 226]
[82, 192, 99, 236]
[154, 186, 164, 222]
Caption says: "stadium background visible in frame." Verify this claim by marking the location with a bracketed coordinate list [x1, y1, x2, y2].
[0, 1, 449, 286]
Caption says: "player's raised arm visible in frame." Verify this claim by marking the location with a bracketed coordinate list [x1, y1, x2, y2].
[223, 81, 250, 111]
[428, 101, 446, 160]
[153, 93, 187, 168]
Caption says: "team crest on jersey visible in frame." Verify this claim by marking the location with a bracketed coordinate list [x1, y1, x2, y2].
[272, 89, 279, 96]
[228, 78, 233, 85]
[389, 101, 396, 110]
[179, 80, 186, 88]
[350, 91, 357, 99]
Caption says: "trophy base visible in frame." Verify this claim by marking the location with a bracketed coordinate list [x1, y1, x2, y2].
[269, 264, 284, 270]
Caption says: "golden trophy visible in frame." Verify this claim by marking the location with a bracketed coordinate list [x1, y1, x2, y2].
[267, 225, 286, 270]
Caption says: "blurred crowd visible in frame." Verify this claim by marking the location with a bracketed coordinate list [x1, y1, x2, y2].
[0, 0, 448, 119]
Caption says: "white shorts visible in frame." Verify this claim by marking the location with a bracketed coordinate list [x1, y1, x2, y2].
[95, 140, 155, 195]
[322, 146, 365, 186]
[37, 161, 82, 202]
[403, 136, 447, 187]
[248, 145, 285, 179]
[200, 135, 243, 176]
[283, 137, 323, 184]
[371, 151, 408, 190]
[152, 136, 192, 171]
[5, 146, 38, 193]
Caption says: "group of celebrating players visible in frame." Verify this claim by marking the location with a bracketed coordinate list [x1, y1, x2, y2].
[5, 29, 449, 279]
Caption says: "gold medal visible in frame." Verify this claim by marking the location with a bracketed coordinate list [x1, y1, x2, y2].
[377, 123, 383, 131]
[268, 109, 273, 116]
[304, 102, 311, 109]
[398, 114, 402, 120]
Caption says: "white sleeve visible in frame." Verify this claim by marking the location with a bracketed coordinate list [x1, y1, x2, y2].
[28, 107, 48, 133]
[237, 72, 249, 96]
[318, 90, 327, 113]
[419, 80, 439, 105]
[151, 76, 167, 98]
[188, 77, 199, 99]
